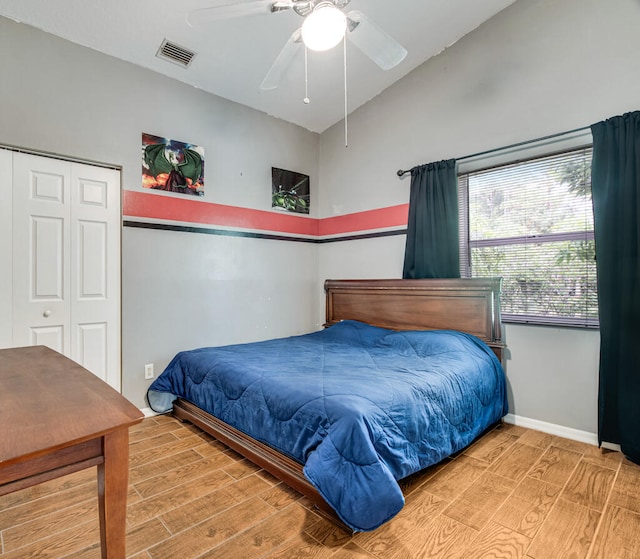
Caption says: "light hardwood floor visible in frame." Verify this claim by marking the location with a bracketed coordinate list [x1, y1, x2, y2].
[1, 415, 639, 558]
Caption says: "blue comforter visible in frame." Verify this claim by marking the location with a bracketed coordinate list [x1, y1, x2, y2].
[147, 320, 507, 531]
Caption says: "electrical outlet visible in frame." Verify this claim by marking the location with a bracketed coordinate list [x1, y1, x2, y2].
[144, 363, 154, 380]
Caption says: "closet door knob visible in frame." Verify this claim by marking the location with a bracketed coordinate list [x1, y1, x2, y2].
[43, 310, 52, 317]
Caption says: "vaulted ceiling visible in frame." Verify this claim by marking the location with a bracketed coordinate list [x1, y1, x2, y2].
[0, 0, 516, 133]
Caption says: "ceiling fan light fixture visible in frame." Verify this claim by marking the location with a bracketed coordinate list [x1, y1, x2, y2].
[301, 3, 347, 52]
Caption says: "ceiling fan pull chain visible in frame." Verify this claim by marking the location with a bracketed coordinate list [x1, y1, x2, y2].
[343, 37, 348, 148]
[303, 46, 310, 104]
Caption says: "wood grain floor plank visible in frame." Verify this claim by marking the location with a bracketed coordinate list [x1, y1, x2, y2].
[397, 489, 449, 529]
[2, 498, 98, 552]
[608, 463, 640, 514]
[0, 469, 94, 512]
[526, 498, 600, 559]
[329, 541, 378, 558]
[259, 481, 304, 510]
[489, 443, 545, 482]
[128, 421, 181, 444]
[263, 532, 335, 559]
[422, 455, 488, 500]
[561, 460, 616, 511]
[158, 484, 245, 536]
[172, 422, 217, 442]
[60, 543, 101, 559]
[132, 453, 235, 498]
[129, 434, 205, 468]
[516, 430, 556, 450]
[127, 418, 162, 436]
[495, 423, 528, 438]
[127, 483, 143, 507]
[398, 461, 447, 497]
[463, 521, 530, 559]
[0, 482, 96, 529]
[0, 519, 99, 559]
[128, 419, 155, 434]
[212, 471, 279, 505]
[527, 445, 582, 487]
[149, 415, 176, 425]
[551, 438, 623, 470]
[355, 491, 447, 556]
[492, 476, 562, 538]
[126, 468, 233, 527]
[191, 438, 233, 457]
[221, 456, 262, 480]
[281, 533, 380, 559]
[442, 472, 517, 530]
[128, 433, 180, 455]
[589, 504, 640, 559]
[128, 449, 204, 485]
[197, 503, 316, 559]
[147, 497, 275, 559]
[124, 518, 172, 557]
[383, 514, 477, 559]
[255, 468, 282, 487]
[159, 474, 273, 534]
[463, 429, 520, 464]
[303, 514, 352, 548]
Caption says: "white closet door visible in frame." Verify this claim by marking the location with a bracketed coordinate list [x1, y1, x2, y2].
[12, 152, 121, 390]
[13, 153, 71, 356]
[70, 163, 121, 390]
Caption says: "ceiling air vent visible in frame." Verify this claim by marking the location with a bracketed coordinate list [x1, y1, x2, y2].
[156, 39, 197, 68]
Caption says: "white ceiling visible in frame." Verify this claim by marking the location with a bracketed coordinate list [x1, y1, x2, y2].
[0, 0, 516, 133]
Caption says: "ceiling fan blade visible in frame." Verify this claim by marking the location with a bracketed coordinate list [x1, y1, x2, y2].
[186, 1, 282, 27]
[260, 28, 302, 90]
[345, 10, 407, 70]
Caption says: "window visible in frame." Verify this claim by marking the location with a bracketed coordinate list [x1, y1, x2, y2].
[458, 147, 598, 328]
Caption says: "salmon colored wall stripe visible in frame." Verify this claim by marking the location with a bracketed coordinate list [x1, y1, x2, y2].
[318, 205, 409, 236]
[123, 190, 408, 238]
[123, 190, 318, 236]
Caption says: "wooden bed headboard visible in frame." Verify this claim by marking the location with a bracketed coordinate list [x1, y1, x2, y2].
[325, 278, 504, 360]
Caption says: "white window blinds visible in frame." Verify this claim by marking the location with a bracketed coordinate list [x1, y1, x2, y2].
[459, 147, 598, 327]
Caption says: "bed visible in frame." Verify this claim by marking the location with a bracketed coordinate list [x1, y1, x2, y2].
[147, 278, 507, 532]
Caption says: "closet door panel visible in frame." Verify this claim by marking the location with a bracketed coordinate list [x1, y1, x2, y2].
[77, 219, 107, 298]
[76, 321, 108, 381]
[29, 325, 65, 352]
[32, 215, 65, 300]
[12, 153, 71, 355]
[71, 163, 121, 390]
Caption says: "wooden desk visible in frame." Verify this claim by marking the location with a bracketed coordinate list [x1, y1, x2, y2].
[0, 346, 144, 559]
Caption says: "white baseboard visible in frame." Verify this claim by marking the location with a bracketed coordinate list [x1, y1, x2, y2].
[503, 413, 622, 452]
[140, 407, 159, 418]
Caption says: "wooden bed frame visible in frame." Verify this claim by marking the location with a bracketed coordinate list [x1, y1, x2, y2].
[173, 277, 504, 528]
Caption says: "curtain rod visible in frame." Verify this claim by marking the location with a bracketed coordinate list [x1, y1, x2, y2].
[396, 124, 591, 177]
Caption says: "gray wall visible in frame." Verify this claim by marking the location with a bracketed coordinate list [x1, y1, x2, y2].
[318, 0, 640, 436]
[2, 0, 638, 437]
[0, 16, 320, 408]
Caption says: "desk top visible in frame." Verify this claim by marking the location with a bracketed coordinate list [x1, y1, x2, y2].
[0, 346, 144, 466]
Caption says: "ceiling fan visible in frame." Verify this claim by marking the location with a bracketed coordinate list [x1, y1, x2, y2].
[186, 0, 408, 91]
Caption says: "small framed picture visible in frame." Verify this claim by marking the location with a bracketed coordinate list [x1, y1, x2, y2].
[142, 133, 205, 196]
[272, 167, 310, 214]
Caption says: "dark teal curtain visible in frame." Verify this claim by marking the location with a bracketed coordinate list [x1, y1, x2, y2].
[403, 159, 460, 279]
[591, 111, 640, 464]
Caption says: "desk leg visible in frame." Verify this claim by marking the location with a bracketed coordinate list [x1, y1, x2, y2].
[98, 429, 129, 559]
